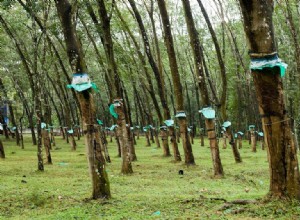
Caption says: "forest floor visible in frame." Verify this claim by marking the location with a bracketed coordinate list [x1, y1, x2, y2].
[1, 134, 300, 220]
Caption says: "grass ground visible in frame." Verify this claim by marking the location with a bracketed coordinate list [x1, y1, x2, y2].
[0, 134, 300, 220]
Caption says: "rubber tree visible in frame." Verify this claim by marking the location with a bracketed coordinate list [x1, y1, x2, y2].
[116, 6, 162, 149]
[239, 0, 300, 199]
[0, 79, 20, 146]
[128, 0, 181, 160]
[197, 0, 227, 120]
[0, 140, 5, 158]
[0, 14, 37, 145]
[29, 4, 45, 171]
[182, 0, 224, 176]
[157, 0, 195, 165]
[96, 0, 135, 171]
[55, 0, 111, 199]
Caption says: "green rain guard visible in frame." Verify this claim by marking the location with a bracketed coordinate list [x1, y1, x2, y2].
[109, 104, 118, 119]
[199, 107, 215, 119]
[110, 125, 117, 131]
[67, 73, 98, 92]
[164, 119, 174, 127]
[97, 119, 103, 125]
[222, 121, 231, 128]
[67, 83, 98, 92]
[175, 111, 186, 118]
[249, 125, 255, 130]
[143, 125, 153, 132]
[258, 132, 264, 137]
[250, 54, 287, 77]
[159, 125, 167, 130]
[237, 131, 244, 136]
[41, 122, 47, 129]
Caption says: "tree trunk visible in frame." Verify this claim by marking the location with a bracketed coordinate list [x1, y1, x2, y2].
[98, 126, 111, 163]
[200, 129, 205, 147]
[3, 124, 9, 139]
[97, 0, 133, 173]
[122, 80, 137, 161]
[55, 0, 110, 199]
[145, 130, 151, 147]
[150, 129, 155, 144]
[153, 129, 161, 148]
[226, 127, 242, 163]
[205, 119, 224, 177]
[197, 0, 227, 120]
[70, 133, 77, 151]
[31, 12, 44, 172]
[250, 130, 257, 152]
[50, 127, 56, 147]
[42, 130, 52, 164]
[36, 94, 44, 171]
[128, 0, 173, 157]
[222, 133, 227, 149]
[115, 131, 121, 158]
[113, 100, 133, 174]
[160, 128, 171, 157]
[0, 14, 36, 145]
[182, 0, 223, 175]
[8, 104, 20, 146]
[60, 126, 65, 140]
[127, 126, 137, 162]
[19, 114, 24, 149]
[283, 0, 300, 82]
[157, 0, 193, 164]
[239, 0, 300, 199]
[0, 140, 5, 158]
[64, 127, 69, 143]
[176, 129, 180, 144]
[261, 139, 265, 150]
[238, 135, 243, 149]
[189, 129, 194, 145]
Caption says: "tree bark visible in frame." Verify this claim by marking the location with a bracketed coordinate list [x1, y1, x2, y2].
[157, 0, 193, 164]
[97, 0, 133, 173]
[222, 133, 227, 149]
[30, 11, 44, 172]
[226, 127, 242, 163]
[206, 119, 224, 177]
[238, 135, 243, 149]
[250, 129, 257, 152]
[42, 129, 52, 164]
[55, 0, 111, 199]
[0, 140, 5, 159]
[128, 0, 173, 158]
[239, 0, 300, 199]
[283, 0, 300, 83]
[0, 14, 37, 145]
[182, 0, 223, 175]
[197, 0, 227, 120]
[0, 79, 20, 145]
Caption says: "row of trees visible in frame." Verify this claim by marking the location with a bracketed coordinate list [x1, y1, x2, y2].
[0, 0, 299, 200]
